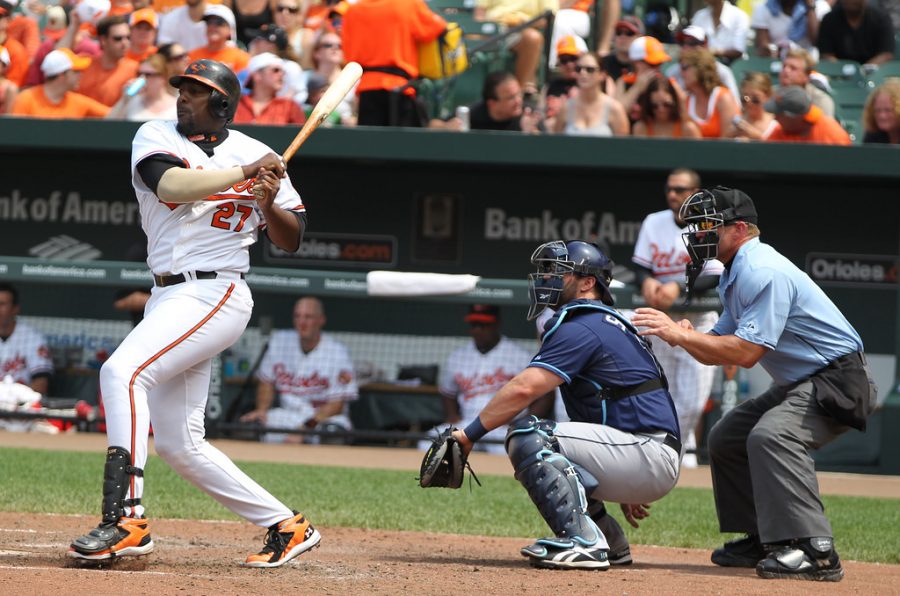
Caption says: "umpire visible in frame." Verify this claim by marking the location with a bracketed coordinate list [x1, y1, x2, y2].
[632, 187, 877, 582]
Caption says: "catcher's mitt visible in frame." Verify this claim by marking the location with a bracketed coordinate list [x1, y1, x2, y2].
[418, 427, 480, 489]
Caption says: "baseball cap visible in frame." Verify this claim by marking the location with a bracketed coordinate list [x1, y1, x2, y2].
[676, 25, 707, 44]
[0, 0, 11, 17]
[615, 15, 644, 35]
[41, 48, 92, 77]
[628, 36, 671, 65]
[244, 51, 283, 88]
[709, 186, 758, 225]
[202, 4, 236, 30]
[464, 304, 500, 324]
[251, 24, 288, 51]
[556, 35, 587, 57]
[129, 7, 159, 29]
[306, 72, 328, 95]
[764, 85, 814, 118]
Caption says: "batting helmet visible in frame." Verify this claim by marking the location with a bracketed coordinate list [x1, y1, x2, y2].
[170, 59, 241, 122]
[527, 240, 615, 320]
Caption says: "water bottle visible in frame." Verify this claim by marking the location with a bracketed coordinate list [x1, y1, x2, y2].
[455, 105, 470, 131]
[125, 77, 146, 97]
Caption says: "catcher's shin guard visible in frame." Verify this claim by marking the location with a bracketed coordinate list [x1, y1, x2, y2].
[505, 417, 602, 547]
[68, 447, 153, 560]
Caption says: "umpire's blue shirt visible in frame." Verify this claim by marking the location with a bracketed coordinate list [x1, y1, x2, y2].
[711, 238, 864, 386]
[531, 300, 680, 439]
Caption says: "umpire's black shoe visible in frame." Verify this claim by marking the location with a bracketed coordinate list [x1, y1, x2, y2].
[710, 534, 765, 568]
[756, 537, 844, 582]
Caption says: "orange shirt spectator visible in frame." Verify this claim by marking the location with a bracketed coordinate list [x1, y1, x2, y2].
[764, 85, 851, 145]
[11, 48, 110, 118]
[76, 16, 140, 106]
[342, 0, 445, 95]
[234, 95, 305, 124]
[126, 8, 159, 62]
[189, 44, 249, 71]
[0, 1, 27, 87]
[7, 12, 39, 58]
[188, 4, 249, 72]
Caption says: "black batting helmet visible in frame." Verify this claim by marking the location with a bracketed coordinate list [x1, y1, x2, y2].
[170, 59, 241, 122]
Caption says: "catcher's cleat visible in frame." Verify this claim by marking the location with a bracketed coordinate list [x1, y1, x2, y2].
[243, 511, 321, 568]
[756, 538, 844, 582]
[67, 516, 154, 560]
[521, 539, 610, 570]
[711, 534, 766, 568]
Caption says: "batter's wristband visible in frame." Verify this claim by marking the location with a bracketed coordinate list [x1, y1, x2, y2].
[463, 417, 488, 443]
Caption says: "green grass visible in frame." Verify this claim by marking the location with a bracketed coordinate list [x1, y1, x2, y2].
[1, 447, 896, 564]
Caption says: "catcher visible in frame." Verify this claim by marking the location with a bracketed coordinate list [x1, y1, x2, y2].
[420, 240, 683, 570]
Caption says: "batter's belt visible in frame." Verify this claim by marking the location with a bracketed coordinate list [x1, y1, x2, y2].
[153, 270, 245, 287]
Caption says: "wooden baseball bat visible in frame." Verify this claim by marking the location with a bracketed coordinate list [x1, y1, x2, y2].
[282, 61, 363, 163]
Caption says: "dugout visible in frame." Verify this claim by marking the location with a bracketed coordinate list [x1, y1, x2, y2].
[0, 119, 897, 473]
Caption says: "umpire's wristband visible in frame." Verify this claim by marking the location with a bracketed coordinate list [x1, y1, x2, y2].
[463, 417, 488, 443]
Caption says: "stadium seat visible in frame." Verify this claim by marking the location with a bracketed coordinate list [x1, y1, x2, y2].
[832, 86, 870, 121]
[813, 59, 867, 89]
[730, 56, 781, 85]
[865, 61, 900, 87]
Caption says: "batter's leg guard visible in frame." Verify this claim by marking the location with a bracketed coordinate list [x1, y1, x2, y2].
[68, 447, 154, 560]
[507, 417, 609, 570]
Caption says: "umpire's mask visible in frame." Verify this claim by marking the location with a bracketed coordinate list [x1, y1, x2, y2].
[680, 189, 724, 264]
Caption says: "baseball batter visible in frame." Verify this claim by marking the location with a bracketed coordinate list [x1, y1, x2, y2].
[0, 283, 54, 395]
[632, 168, 723, 467]
[418, 305, 532, 455]
[453, 241, 683, 570]
[242, 297, 359, 443]
[68, 60, 320, 568]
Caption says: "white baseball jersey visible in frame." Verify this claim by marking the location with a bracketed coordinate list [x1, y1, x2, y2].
[131, 120, 305, 275]
[258, 331, 358, 421]
[632, 209, 724, 282]
[0, 322, 53, 386]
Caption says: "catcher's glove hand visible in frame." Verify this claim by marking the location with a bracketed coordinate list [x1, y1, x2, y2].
[418, 426, 480, 489]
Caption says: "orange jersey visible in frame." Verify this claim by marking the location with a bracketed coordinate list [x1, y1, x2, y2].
[688, 86, 737, 139]
[572, 0, 593, 11]
[342, 0, 446, 94]
[2, 37, 28, 87]
[77, 57, 140, 107]
[188, 45, 250, 73]
[127, 46, 159, 62]
[767, 108, 851, 145]
[11, 86, 110, 118]
[8, 15, 41, 58]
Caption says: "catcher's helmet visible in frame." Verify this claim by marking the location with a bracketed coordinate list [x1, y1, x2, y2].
[527, 240, 615, 320]
[170, 59, 241, 122]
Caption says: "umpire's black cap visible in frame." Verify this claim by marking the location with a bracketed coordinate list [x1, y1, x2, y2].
[710, 186, 758, 225]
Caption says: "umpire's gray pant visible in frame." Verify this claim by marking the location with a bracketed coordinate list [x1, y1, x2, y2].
[707, 380, 850, 544]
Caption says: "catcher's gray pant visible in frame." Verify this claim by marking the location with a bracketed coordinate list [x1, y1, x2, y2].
[707, 378, 861, 543]
[554, 422, 682, 505]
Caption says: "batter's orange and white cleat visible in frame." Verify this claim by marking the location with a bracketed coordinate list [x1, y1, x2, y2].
[243, 511, 321, 568]
[67, 516, 154, 560]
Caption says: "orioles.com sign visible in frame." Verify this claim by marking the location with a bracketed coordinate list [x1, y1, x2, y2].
[265, 232, 397, 269]
[806, 253, 898, 288]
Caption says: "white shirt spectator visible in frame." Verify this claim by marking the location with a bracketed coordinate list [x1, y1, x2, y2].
[691, 3, 751, 57]
[751, 0, 831, 57]
[158, 6, 209, 52]
[0, 321, 53, 386]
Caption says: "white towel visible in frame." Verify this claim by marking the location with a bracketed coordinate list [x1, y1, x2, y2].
[366, 271, 481, 297]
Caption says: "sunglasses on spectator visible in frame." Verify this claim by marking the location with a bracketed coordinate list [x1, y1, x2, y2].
[318, 42, 341, 50]
[111, 34, 131, 41]
[277, 5, 300, 13]
[652, 101, 674, 109]
[558, 55, 578, 65]
[575, 65, 598, 74]
[742, 95, 763, 105]
[615, 29, 636, 37]
[665, 185, 692, 193]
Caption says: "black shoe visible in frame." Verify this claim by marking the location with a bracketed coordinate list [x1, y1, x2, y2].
[711, 534, 765, 568]
[756, 537, 844, 582]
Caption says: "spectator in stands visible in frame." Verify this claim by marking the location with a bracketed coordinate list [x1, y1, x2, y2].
[0, 283, 54, 396]
[543, 34, 586, 131]
[300, 72, 342, 125]
[6, 0, 38, 59]
[11, 48, 110, 118]
[778, 48, 835, 117]
[41, 5, 69, 45]
[862, 80, 900, 144]
[474, 70, 539, 132]
[666, 25, 740, 104]
[24, 8, 100, 88]
[221, 0, 277, 48]
[342, 0, 445, 127]
[690, 0, 750, 63]
[601, 15, 642, 83]
[632, 76, 702, 138]
[106, 53, 177, 120]
[615, 35, 671, 119]
[300, 0, 345, 68]
[233, 52, 306, 124]
[246, 24, 303, 98]
[553, 51, 629, 136]
[127, 8, 159, 62]
[77, 15, 140, 107]
[158, 42, 190, 94]
[817, 0, 895, 66]
[158, 0, 210, 52]
[0, 44, 18, 113]
[0, 1, 27, 87]
[241, 297, 359, 444]
[293, 29, 354, 124]
[764, 84, 851, 144]
[681, 48, 740, 138]
[273, 0, 304, 60]
[189, 4, 250, 72]
[728, 71, 777, 140]
[751, 0, 831, 59]
[418, 305, 532, 455]
[549, 0, 593, 67]
[475, 0, 548, 87]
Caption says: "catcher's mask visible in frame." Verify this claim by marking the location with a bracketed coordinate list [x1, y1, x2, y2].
[679, 186, 758, 265]
[527, 240, 615, 321]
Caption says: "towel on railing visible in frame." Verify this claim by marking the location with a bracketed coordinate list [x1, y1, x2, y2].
[366, 271, 481, 296]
